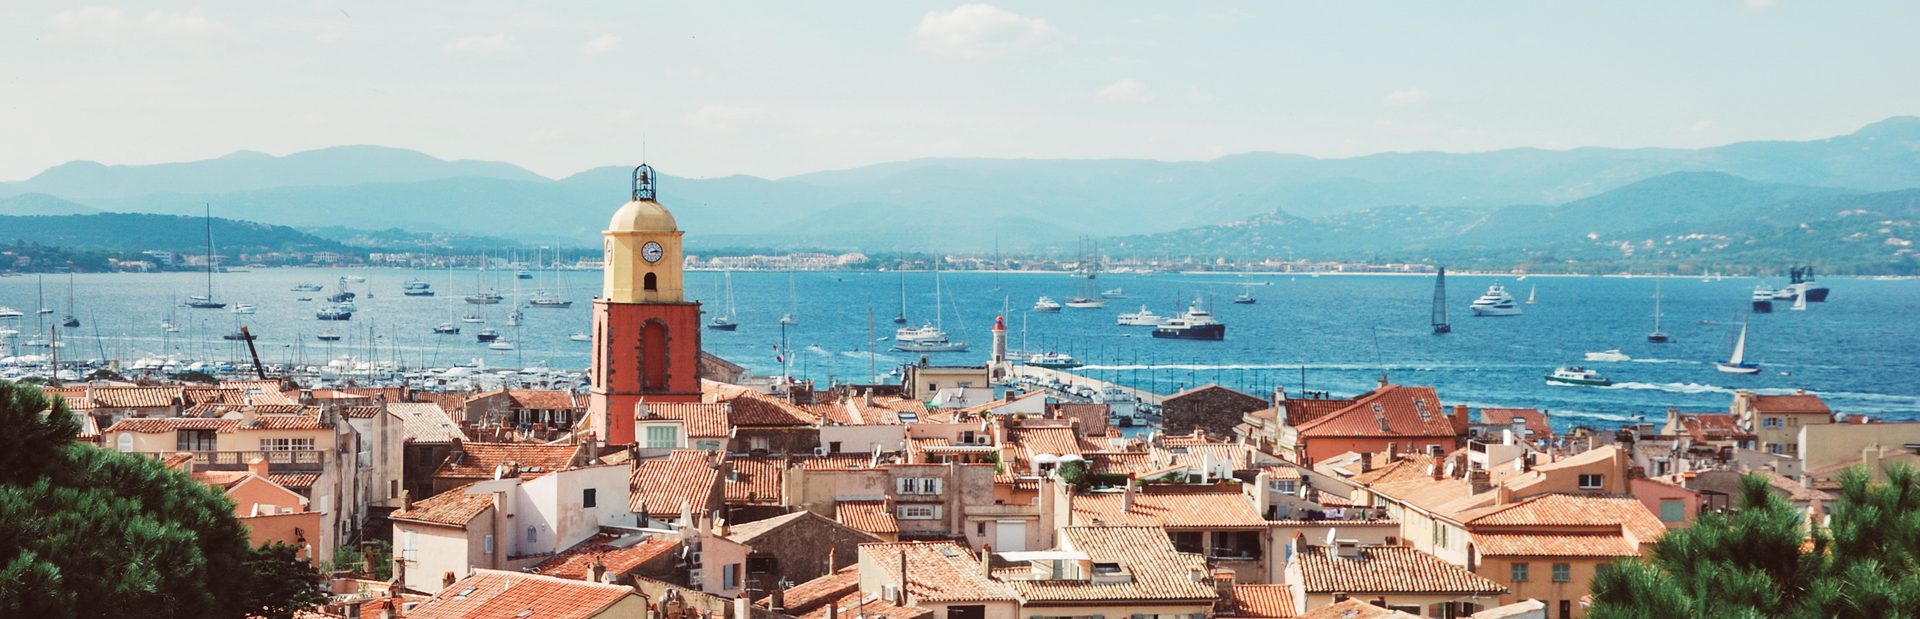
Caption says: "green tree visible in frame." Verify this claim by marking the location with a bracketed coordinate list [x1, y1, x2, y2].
[1589, 467, 1920, 619]
[0, 381, 322, 619]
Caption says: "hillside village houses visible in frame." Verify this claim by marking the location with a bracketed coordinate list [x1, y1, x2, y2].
[29, 165, 1909, 619]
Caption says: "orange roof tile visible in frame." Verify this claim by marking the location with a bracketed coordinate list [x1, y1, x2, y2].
[243, 412, 328, 430]
[106, 417, 241, 434]
[1293, 385, 1455, 439]
[392, 483, 494, 527]
[1283, 398, 1356, 426]
[727, 391, 820, 426]
[88, 386, 184, 409]
[1297, 599, 1418, 619]
[1674, 412, 1752, 442]
[1748, 393, 1831, 415]
[1294, 545, 1505, 595]
[1226, 584, 1297, 618]
[186, 403, 308, 417]
[1472, 533, 1639, 557]
[629, 452, 721, 517]
[726, 456, 787, 504]
[505, 389, 581, 410]
[406, 569, 636, 619]
[533, 534, 679, 580]
[862, 542, 1015, 602]
[392, 402, 468, 443]
[1007, 526, 1217, 602]
[1070, 484, 1267, 530]
[1088, 452, 1155, 476]
[768, 566, 931, 619]
[640, 402, 732, 438]
[1456, 493, 1666, 550]
[1009, 426, 1083, 457]
[838, 500, 900, 535]
[436, 442, 581, 481]
[268, 473, 319, 490]
[1478, 408, 1551, 437]
[797, 453, 880, 470]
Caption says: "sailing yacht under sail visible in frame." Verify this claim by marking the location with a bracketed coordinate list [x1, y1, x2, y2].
[1431, 267, 1451, 334]
[1715, 317, 1761, 374]
[1647, 282, 1670, 343]
[186, 205, 227, 309]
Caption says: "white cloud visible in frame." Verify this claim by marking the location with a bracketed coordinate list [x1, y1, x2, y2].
[1382, 87, 1432, 107]
[443, 33, 517, 55]
[583, 34, 620, 56]
[684, 104, 767, 134]
[47, 7, 228, 42]
[1096, 78, 1147, 102]
[915, 4, 1055, 59]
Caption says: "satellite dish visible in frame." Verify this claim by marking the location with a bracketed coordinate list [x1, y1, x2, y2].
[1324, 528, 1338, 546]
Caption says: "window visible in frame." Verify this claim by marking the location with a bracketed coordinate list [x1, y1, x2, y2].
[485, 534, 495, 555]
[1763, 417, 1783, 428]
[1270, 480, 1298, 494]
[977, 521, 987, 536]
[390, 480, 400, 499]
[1560, 600, 1572, 619]
[897, 477, 943, 495]
[1769, 443, 1785, 455]
[1660, 499, 1686, 523]
[643, 272, 658, 291]
[259, 437, 315, 451]
[1511, 562, 1530, 582]
[828, 441, 842, 453]
[583, 488, 598, 508]
[723, 563, 738, 590]
[177, 429, 218, 452]
[1577, 474, 1604, 489]
[696, 440, 722, 451]
[527, 526, 539, 544]
[402, 531, 418, 561]
[747, 556, 777, 574]
[645, 426, 678, 449]
[1426, 444, 1444, 457]
[899, 505, 940, 520]
[921, 478, 940, 494]
[1552, 562, 1571, 582]
[749, 436, 770, 451]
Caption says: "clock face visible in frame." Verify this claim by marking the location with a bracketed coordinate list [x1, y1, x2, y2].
[641, 241, 664, 263]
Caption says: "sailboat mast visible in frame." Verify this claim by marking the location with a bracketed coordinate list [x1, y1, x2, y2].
[1432, 267, 1449, 330]
[1652, 283, 1662, 331]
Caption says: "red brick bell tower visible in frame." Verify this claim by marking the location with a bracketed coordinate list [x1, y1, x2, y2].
[588, 164, 704, 446]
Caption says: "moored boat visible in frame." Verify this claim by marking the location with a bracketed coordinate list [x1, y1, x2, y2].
[1545, 366, 1612, 387]
[1152, 296, 1226, 340]
[1024, 352, 1083, 369]
[1469, 284, 1522, 316]
[1032, 297, 1062, 312]
[1116, 305, 1161, 326]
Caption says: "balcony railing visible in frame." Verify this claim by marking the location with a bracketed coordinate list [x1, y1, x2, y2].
[145, 449, 329, 472]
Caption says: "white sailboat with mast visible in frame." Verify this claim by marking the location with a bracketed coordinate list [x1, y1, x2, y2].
[1647, 282, 1670, 343]
[1431, 267, 1451, 334]
[893, 268, 968, 352]
[186, 204, 227, 309]
[779, 271, 799, 326]
[707, 270, 739, 330]
[1715, 317, 1761, 374]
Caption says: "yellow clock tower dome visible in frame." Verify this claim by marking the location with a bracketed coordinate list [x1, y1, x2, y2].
[602, 164, 685, 304]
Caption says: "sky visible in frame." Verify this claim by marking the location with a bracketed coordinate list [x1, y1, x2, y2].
[2, 1, 1917, 182]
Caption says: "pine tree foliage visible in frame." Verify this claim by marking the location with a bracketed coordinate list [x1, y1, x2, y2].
[1589, 466, 1920, 618]
[0, 381, 322, 618]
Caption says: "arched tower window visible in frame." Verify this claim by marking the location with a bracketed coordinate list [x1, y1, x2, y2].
[643, 272, 658, 292]
[641, 320, 668, 390]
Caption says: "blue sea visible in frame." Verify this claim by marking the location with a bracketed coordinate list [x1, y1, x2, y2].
[3, 269, 1916, 432]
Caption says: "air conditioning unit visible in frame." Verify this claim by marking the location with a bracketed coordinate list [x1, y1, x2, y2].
[974, 436, 991, 445]
[814, 446, 829, 456]
[690, 551, 703, 565]
[689, 569, 703, 586]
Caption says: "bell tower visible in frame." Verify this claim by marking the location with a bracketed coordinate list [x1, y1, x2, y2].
[589, 164, 704, 447]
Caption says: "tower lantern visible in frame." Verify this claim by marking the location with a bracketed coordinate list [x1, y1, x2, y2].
[588, 162, 704, 446]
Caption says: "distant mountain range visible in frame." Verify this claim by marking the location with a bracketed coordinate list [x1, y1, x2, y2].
[3, 116, 1919, 261]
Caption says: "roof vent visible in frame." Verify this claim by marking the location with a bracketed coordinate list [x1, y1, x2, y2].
[1335, 539, 1361, 560]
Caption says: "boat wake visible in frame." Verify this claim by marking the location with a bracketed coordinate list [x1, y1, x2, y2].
[1606, 382, 1738, 395]
[1627, 358, 1699, 365]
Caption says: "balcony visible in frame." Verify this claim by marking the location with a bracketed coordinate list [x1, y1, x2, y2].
[147, 449, 329, 472]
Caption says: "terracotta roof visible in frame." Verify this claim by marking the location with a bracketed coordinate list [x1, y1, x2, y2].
[1478, 408, 1551, 437]
[797, 453, 881, 470]
[1070, 484, 1268, 529]
[1007, 525, 1217, 602]
[1283, 398, 1357, 426]
[1009, 426, 1083, 457]
[1261, 466, 1304, 481]
[837, 500, 900, 535]
[532, 534, 679, 580]
[392, 402, 469, 443]
[436, 442, 581, 481]
[1748, 393, 1831, 415]
[1226, 584, 1297, 618]
[727, 391, 820, 426]
[629, 452, 721, 517]
[1297, 599, 1419, 619]
[726, 457, 787, 504]
[406, 569, 636, 619]
[192, 470, 251, 490]
[1089, 452, 1156, 476]
[268, 473, 319, 490]
[730, 510, 879, 546]
[1163, 384, 1258, 403]
[243, 412, 328, 430]
[1167, 442, 1259, 471]
[1294, 545, 1505, 595]
[106, 417, 240, 434]
[1675, 412, 1751, 442]
[341, 405, 386, 419]
[89, 386, 184, 409]
[505, 389, 581, 410]
[1456, 493, 1666, 550]
[639, 402, 732, 439]
[186, 403, 309, 417]
[769, 566, 931, 619]
[861, 542, 1015, 602]
[392, 483, 494, 527]
[1472, 533, 1639, 557]
[1762, 470, 1836, 502]
[1294, 385, 1455, 439]
[411, 391, 470, 415]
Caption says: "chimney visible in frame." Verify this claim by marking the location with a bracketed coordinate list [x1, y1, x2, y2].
[897, 549, 909, 606]
[400, 489, 413, 511]
[1210, 567, 1236, 613]
[980, 544, 993, 578]
[1385, 442, 1398, 461]
[1122, 475, 1137, 511]
[1003, 390, 1016, 403]
[1451, 404, 1470, 436]
[733, 596, 750, 619]
[1495, 482, 1514, 506]
[1375, 373, 1389, 390]
[1469, 470, 1492, 495]
[1358, 454, 1373, 474]
[587, 557, 607, 583]
[770, 586, 786, 613]
[248, 457, 270, 478]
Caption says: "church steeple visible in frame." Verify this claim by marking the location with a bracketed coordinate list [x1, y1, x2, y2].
[602, 163, 685, 304]
[589, 162, 705, 447]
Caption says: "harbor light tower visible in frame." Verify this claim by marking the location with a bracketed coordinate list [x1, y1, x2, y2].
[587, 164, 705, 446]
[990, 314, 1010, 383]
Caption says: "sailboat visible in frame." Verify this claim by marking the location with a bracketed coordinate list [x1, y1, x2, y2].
[162, 292, 181, 332]
[527, 248, 573, 308]
[59, 272, 80, 328]
[1525, 285, 1536, 305]
[1647, 282, 1670, 343]
[893, 269, 968, 352]
[1715, 317, 1761, 374]
[892, 272, 908, 325]
[434, 264, 461, 334]
[779, 271, 799, 326]
[36, 277, 53, 315]
[707, 270, 739, 330]
[186, 204, 228, 309]
[1790, 290, 1808, 312]
[1431, 267, 1451, 334]
[1232, 257, 1256, 304]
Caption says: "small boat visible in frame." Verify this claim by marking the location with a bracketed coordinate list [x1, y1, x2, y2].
[161, 321, 180, 333]
[1432, 267, 1451, 334]
[432, 323, 461, 335]
[343, 275, 367, 283]
[1064, 297, 1106, 309]
[0, 307, 21, 318]
[780, 271, 800, 325]
[315, 305, 354, 320]
[60, 315, 80, 328]
[1032, 297, 1062, 312]
[291, 283, 324, 292]
[893, 269, 967, 351]
[295, 297, 313, 302]
[779, 313, 797, 326]
[506, 307, 523, 327]
[1116, 305, 1161, 326]
[893, 272, 909, 324]
[465, 291, 504, 304]
[222, 330, 256, 342]
[1024, 352, 1082, 369]
[1231, 292, 1256, 304]
[1647, 282, 1670, 343]
[402, 279, 435, 296]
[1469, 284, 1522, 316]
[527, 292, 571, 308]
[475, 328, 500, 342]
[488, 340, 515, 351]
[1101, 288, 1125, 299]
[707, 315, 738, 331]
[1751, 286, 1774, 314]
[1152, 296, 1226, 340]
[1545, 366, 1612, 387]
[316, 330, 342, 341]
[1584, 349, 1630, 362]
[230, 303, 257, 314]
[515, 269, 533, 280]
[1525, 285, 1536, 305]
[569, 332, 592, 342]
[1715, 318, 1761, 374]
[186, 206, 227, 309]
[460, 314, 485, 324]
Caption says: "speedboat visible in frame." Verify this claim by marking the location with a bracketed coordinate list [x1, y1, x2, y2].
[1751, 286, 1774, 313]
[1024, 352, 1083, 369]
[1064, 297, 1106, 309]
[1469, 284, 1522, 316]
[1116, 305, 1162, 326]
[222, 330, 256, 342]
[230, 304, 257, 314]
[343, 275, 367, 283]
[317, 330, 342, 341]
[1584, 349, 1630, 362]
[569, 332, 591, 342]
[1545, 367, 1612, 387]
[1152, 296, 1226, 340]
[475, 328, 501, 342]
[460, 314, 485, 324]
[432, 323, 461, 335]
[1032, 297, 1062, 312]
[465, 291, 504, 304]
[315, 305, 354, 320]
[1101, 288, 1125, 299]
[488, 340, 515, 351]
[0, 307, 21, 318]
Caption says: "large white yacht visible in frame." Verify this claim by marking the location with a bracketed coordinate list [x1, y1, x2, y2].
[1469, 284, 1522, 316]
[1151, 296, 1226, 340]
[1116, 305, 1161, 326]
[1032, 296, 1062, 313]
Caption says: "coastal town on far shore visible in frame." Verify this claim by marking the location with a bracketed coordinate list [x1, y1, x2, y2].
[10, 166, 1907, 619]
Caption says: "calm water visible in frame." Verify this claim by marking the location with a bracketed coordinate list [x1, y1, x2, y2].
[3, 269, 1916, 431]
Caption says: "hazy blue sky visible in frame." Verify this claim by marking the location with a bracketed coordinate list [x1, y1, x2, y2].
[3, 1, 1916, 181]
